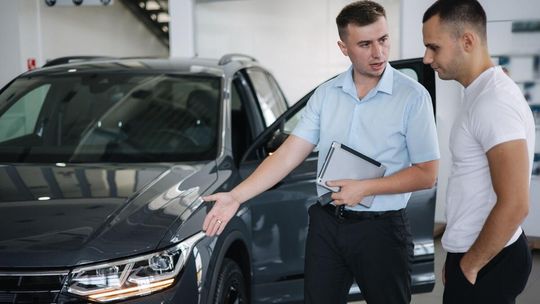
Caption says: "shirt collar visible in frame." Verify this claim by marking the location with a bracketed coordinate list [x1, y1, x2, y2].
[334, 63, 394, 99]
[377, 63, 394, 95]
[464, 65, 498, 103]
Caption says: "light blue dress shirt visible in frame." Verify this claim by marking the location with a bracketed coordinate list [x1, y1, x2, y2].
[292, 64, 440, 211]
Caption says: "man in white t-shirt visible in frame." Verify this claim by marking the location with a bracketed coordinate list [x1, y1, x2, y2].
[422, 1, 535, 303]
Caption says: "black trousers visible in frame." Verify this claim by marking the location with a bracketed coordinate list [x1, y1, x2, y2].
[304, 203, 413, 304]
[443, 232, 532, 304]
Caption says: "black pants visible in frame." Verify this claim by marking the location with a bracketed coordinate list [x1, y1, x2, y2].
[443, 232, 532, 304]
[304, 203, 413, 304]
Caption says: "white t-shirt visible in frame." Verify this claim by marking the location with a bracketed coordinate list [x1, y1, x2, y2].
[442, 66, 536, 253]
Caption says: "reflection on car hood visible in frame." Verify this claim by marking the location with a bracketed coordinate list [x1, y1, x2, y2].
[0, 163, 215, 268]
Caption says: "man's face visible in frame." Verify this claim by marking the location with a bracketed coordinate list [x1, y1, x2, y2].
[422, 15, 464, 81]
[338, 17, 390, 79]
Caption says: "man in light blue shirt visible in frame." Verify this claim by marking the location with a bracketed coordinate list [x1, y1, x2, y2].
[294, 63, 439, 212]
[203, 1, 439, 303]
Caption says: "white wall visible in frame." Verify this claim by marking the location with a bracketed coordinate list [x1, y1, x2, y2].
[0, 0, 168, 87]
[0, 1, 24, 87]
[195, 0, 400, 104]
[169, 0, 195, 57]
[39, 1, 168, 61]
[401, 0, 540, 58]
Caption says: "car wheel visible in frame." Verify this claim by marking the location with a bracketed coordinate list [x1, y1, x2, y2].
[214, 258, 248, 304]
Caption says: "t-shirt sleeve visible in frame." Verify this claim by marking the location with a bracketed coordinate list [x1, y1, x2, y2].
[470, 96, 527, 152]
[405, 89, 441, 163]
[291, 88, 323, 145]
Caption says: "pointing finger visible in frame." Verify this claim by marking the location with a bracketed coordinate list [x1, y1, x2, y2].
[203, 208, 219, 232]
[205, 215, 221, 236]
[202, 194, 217, 202]
[202, 212, 213, 232]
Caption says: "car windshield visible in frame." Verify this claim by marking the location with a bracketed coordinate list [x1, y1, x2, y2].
[0, 72, 221, 163]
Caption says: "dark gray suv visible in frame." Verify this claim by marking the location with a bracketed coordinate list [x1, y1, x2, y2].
[0, 55, 436, 303]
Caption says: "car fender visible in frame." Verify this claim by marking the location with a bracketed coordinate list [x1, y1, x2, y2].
[200, 215, 252, 304]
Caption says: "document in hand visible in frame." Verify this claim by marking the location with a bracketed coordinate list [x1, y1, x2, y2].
[317, 141, 386, 208]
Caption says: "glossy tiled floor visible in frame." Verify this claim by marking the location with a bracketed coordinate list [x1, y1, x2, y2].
[352, 236, 540, 303]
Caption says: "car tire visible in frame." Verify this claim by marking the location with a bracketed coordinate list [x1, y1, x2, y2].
[214, 258, 248, 304]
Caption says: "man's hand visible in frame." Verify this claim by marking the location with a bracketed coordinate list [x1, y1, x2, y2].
[459, 254, 480, 285]
[202, 192, 241, 236]
[442, 263, 446, 286]
[325, 179, 370, 207]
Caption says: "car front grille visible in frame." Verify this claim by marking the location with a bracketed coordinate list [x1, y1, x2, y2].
[0, 270, 68, 304]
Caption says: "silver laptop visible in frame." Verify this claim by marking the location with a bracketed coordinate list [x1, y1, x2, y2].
[317, 141, 386, 208]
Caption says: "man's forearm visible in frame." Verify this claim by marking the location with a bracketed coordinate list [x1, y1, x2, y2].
[462, 197, 528, 273]
[230, 135, 315, 204]
[365, 160, 438, 196]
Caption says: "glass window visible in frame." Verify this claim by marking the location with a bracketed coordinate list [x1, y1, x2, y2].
[0, 73, 221, 163]
[246, 69, 288, 126]
[283, 110, 301, 135]
[399, 68, 419, 81]
[0, 84, 49, 142]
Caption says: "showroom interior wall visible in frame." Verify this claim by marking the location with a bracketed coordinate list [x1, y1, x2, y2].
[0, 0, 168, 87]
[0, 1, 38, 88]
[169, 0, 195, 57]
[194, 0, 400, 104]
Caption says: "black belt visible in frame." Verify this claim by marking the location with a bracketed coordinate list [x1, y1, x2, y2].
[320, 203, 403, 220]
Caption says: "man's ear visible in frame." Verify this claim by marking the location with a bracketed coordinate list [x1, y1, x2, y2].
[337, 40, 348, 57]
[462, 31, 476, 53]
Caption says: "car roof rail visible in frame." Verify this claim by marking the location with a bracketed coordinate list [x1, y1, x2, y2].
[218, 53, 258, 66]
[42, 56, 115, 68]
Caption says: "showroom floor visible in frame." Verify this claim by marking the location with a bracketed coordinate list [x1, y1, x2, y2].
[351, 236, 540, 304]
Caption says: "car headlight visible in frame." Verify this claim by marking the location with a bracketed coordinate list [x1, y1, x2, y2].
[65, 231, 206, 303]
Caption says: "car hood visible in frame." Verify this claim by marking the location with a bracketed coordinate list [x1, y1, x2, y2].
[0, 162, 216, 268]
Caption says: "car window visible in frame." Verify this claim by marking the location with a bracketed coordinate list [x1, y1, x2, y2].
[283, 109, 301, 134]
[246, 68, 288, 127]
[399, 68, 419, 81]
[242, 86, 315, 162]
[0, 84, 49, 142]
[230, 80, 253, 162]
[0, 73, 221, 163]
[391, 58, 437, 117]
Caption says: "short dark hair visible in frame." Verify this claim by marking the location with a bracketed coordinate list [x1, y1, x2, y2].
[336, 1, 386, 40]
[423, 0, 487, 42]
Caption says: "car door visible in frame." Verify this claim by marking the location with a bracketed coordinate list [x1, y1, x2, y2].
[240, 58, 437, 303]
[386, 58, 437, 296]
[238, 81, 317, 304]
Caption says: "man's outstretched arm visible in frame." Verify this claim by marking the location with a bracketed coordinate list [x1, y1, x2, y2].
[203, 135, 315, 236]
